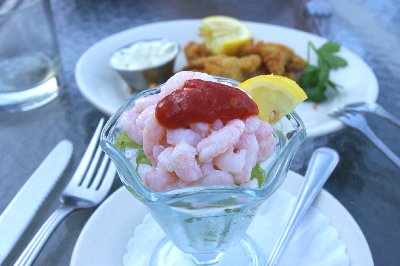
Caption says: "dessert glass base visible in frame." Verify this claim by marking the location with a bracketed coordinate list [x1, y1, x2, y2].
[150, 235, 264, 266]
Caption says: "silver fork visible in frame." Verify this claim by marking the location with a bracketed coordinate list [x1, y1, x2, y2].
[331, 111, 400, 168]
[340, 102, 400, 128]
[15, 118, 116, 266]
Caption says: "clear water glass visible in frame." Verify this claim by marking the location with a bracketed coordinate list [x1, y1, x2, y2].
[101, 77, 306, 265]
[0, 0, 60, 112]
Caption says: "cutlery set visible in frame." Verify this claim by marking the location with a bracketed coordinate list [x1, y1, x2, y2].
[0, 119, 116, 265]
[0, 102, 397, 265]
[0, 140, 73, 264]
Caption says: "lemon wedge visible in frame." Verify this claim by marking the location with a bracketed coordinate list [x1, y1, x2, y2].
[199, 16, 252, 55]
[238, 75, 307, 125]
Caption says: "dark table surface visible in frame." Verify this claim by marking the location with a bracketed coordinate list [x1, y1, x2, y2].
[1, 0, 399, 265]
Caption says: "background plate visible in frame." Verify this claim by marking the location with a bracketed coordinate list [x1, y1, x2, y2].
[75, 19, 379, 138]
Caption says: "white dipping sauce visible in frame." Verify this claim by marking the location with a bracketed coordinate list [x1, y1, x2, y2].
[110, 39, 178, 71]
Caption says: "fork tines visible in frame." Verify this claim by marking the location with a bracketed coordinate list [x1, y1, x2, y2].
[70, 118, 105, 187]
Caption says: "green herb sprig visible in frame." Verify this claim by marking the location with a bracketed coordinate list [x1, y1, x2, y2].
[299, 41, 348, 102]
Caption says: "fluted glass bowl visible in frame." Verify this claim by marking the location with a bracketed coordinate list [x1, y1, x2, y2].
[100, 76, 306, 266]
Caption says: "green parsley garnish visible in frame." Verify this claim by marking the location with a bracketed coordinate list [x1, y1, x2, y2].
[299, 41, 348, 102]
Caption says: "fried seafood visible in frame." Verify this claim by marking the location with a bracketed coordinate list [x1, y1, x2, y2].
[184, 42, 210, 61]
[184, 54, 262, 82]
[183, 40, 306, 82]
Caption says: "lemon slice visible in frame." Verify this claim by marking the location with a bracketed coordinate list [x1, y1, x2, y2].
[238, 75, 307, 125]
[199, 16, 252, 55]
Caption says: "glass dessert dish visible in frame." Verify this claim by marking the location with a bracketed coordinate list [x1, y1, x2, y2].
[100, 77, 306, 266]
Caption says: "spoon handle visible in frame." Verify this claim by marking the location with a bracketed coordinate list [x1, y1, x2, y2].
[267, 147, 340, 266]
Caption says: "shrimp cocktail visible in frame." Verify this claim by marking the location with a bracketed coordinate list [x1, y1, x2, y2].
[101, 71, 307, 265]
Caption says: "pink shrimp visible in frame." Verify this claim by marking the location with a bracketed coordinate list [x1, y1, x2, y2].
[200, 162, 215, 176]
[233, 133, 259, 183]
[190, 122, 210, 138]
[152, 145, 165, 164]
[211, 119, 224, 131]
[201, 169, 235, 185]
[244, 116, 261, 134]
[137, 164, 153, 182]
[170, 142, 202, 182]
[214, 148, 247, 175]
[159, 71, 216, 99]
[145, 167, 179, 192]
[133, 94, 160, 113]
[197, 119, 245, 163]
[159, 71, 195, 98]
[120, 110, 142, 145]
[143, 116, 166, 165]
[135, 104, 157, 141]
[157, 146, 174, 172]
[166, 128, 202, 147]
[192, 71, 217, 82]
[255, 121, 276, 163]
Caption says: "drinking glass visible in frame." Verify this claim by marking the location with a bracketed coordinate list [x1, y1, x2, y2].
[101, 77, 306, 265]
[0, 0, 60, 112]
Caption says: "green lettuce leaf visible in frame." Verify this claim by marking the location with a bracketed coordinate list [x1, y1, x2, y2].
[251, 164, 266, 187]
[115, 132, 142, 149]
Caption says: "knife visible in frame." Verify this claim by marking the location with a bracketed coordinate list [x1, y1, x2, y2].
[0, 140, 73, 264]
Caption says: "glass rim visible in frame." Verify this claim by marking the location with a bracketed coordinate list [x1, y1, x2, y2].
[100, 75, 306, 203]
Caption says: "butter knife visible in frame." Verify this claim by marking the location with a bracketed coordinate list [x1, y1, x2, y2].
[0, 140, 73, 264]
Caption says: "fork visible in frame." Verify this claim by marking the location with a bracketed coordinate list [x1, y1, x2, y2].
[340, 102, 400, 128]
[330, 111, 400, 168]
[15, 118, 116, 266]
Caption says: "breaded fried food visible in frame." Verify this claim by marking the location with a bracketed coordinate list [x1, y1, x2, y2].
[237, 42, 258, 56]
[239, 41, 306, 75]
[254, 42, 294, 75]
[283, 71, 298, 81]
[184, 54, 262, 82]
[182, 40, 306, 82]
[287, 54, 307, 72]
[204, 56, 247, 81]
[184, 42, 209, 61]
[239, 54, 262, 74]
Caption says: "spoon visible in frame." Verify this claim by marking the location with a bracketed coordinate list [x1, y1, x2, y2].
[267, 147, 340, 266]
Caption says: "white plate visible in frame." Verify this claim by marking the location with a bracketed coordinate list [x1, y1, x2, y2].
[70, 171, 373, 266]
[75, 19, 379, 138]
[122, 191, 349, 266]
[75, 20, 378, 137]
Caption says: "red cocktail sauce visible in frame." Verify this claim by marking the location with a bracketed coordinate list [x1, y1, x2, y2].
[155, 79, 259, 129]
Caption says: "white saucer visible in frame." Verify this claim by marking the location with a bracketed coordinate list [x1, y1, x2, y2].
[123, 191, 349, 266]
[71, 171, 373, 266]
[75, 19, 378, 138]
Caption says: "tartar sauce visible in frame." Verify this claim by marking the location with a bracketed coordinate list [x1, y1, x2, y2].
[110, 39, 178, 71]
